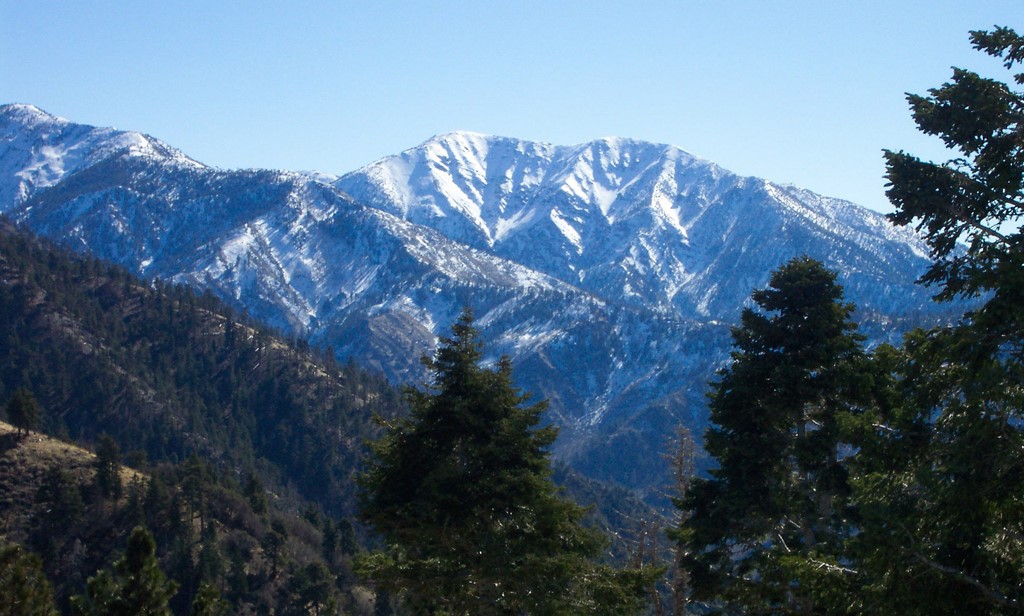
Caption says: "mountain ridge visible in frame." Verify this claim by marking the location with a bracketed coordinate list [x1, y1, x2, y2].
[0, 104, 952, 496]
[336, 129, 935, 321]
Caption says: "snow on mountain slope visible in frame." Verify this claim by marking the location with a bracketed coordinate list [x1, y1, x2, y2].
[0, 106, 955, 496]
[0, 104, 203, 212]
[337, 132, 937, 322]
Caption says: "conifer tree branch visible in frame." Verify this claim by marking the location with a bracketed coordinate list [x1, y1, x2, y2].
[911, 552, 1017, 608]
[810, 560, 857, 575]
[936, 198, 1013, 246]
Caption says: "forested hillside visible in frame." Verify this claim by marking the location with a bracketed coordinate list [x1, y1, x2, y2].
[0, 420, 374, 614]
[0, 217, 404, 519]
[0, 218, 665, 614]
[0, 216, 413, 611]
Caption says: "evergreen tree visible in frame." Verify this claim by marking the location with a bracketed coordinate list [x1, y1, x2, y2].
[180, 454, 209, 544]
[357, 308, 655, 615]
[262, 519, 289, 581]
[31, 466, 85, 561]
[190, 582, 230, 616]
[194, 525, 225, 596]
[243, 472, 268, 515]
[94, 434, 123, 500]
[678, 257, 867, 613]
[72, 526, 178, 616]
[852, 25, 1024, 613]
[5, 387, 42, 437]
[0, 541, 58, 616]
[279, 562, 338, 616]
[885, 26, 1024, 314]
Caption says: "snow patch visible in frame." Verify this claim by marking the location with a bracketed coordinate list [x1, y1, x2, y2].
[549, 210, 582, 254]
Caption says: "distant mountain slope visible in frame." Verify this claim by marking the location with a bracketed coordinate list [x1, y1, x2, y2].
[0, 105, 951, 496]
[335, 131, 934, 320]
[0, 103, 202, 209]
[0, 218, 661, 587]
[0, 217, 405, 518]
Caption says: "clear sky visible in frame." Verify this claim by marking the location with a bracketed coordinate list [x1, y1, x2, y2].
[2, 1, 1022, 214]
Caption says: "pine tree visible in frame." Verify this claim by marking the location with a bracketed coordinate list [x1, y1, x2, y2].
[884, 26, 1024, 313]
[853, 25, 1024, 613]
[242, 472, 268, 515]
[5, 387, 42, 437]
[678, 257, 867, 613]
[31, 466, 85, 561]
[94, 434, 123, 500]
[279, 562, 338, 616]
[71, 526, 178, 616]
[0, 540, 58, 616]
[262, 519, 289, 581]
[190, 582, 230, 616]
[357, 308, 655, 615]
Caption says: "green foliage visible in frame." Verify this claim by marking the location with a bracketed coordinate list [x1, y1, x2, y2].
[278, 562, 339, 616]
[189, 582, 230, 616]
[844, 334, 1024, 614]
[679, 256, 868, 613]
[358, 308, 656, 614]
[679, 26, 1024, 615]
[31, 466, 86, 561]
[5, 387, 42, 437]
[0, 219, 404, 613]
[71, 526, 178, 616]
[262, 519, 289, 581]
[0, 540, 58, 616]
[0, 209, 657, 614]
[884, 26, 1024, 307]
[0, 217, 403, 520]
[94, 434, 123, 500]
[855, 25, 1024, 613]
[243, 472, 268, 515]
[0, 423, 365, 614]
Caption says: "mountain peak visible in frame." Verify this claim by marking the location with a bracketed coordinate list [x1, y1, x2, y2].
[337, 131, 738, 257]
[587, 135, 671, 152]
[0, 104, 206, 212]
[413, 132, 717, 181]
[426, 129, 492, 143]
[415, 131, 555, 163]
[422, 131, 682, 152]
[0, 103, 67, 129]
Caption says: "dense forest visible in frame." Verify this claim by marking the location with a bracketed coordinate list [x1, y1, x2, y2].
[0, 216, 405, 520]
[0, 213, 407, 613]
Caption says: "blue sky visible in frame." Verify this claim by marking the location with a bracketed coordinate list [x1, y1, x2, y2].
[3, 1, 1021, 214]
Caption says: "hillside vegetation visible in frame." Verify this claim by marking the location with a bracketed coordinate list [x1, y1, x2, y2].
[0, 419, 381, 614]
[0, 218, 663, 613]
[0, 217, 404, 519]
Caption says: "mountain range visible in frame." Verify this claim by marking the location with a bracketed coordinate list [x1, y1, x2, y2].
[0, 104, 949, 495]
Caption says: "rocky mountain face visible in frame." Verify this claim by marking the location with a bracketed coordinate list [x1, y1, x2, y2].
[0, 104, 948, 496]
[334, 131, 935, 321]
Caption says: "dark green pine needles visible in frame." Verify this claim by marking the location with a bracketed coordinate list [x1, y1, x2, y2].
[357, 308, 657, 615]
[677, 256, 868, 613]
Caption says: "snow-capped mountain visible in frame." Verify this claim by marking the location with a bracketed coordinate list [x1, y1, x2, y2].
[336, 131, 934, 322]
[0, 105, 950, 496]
[0, 104, 202, 208]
